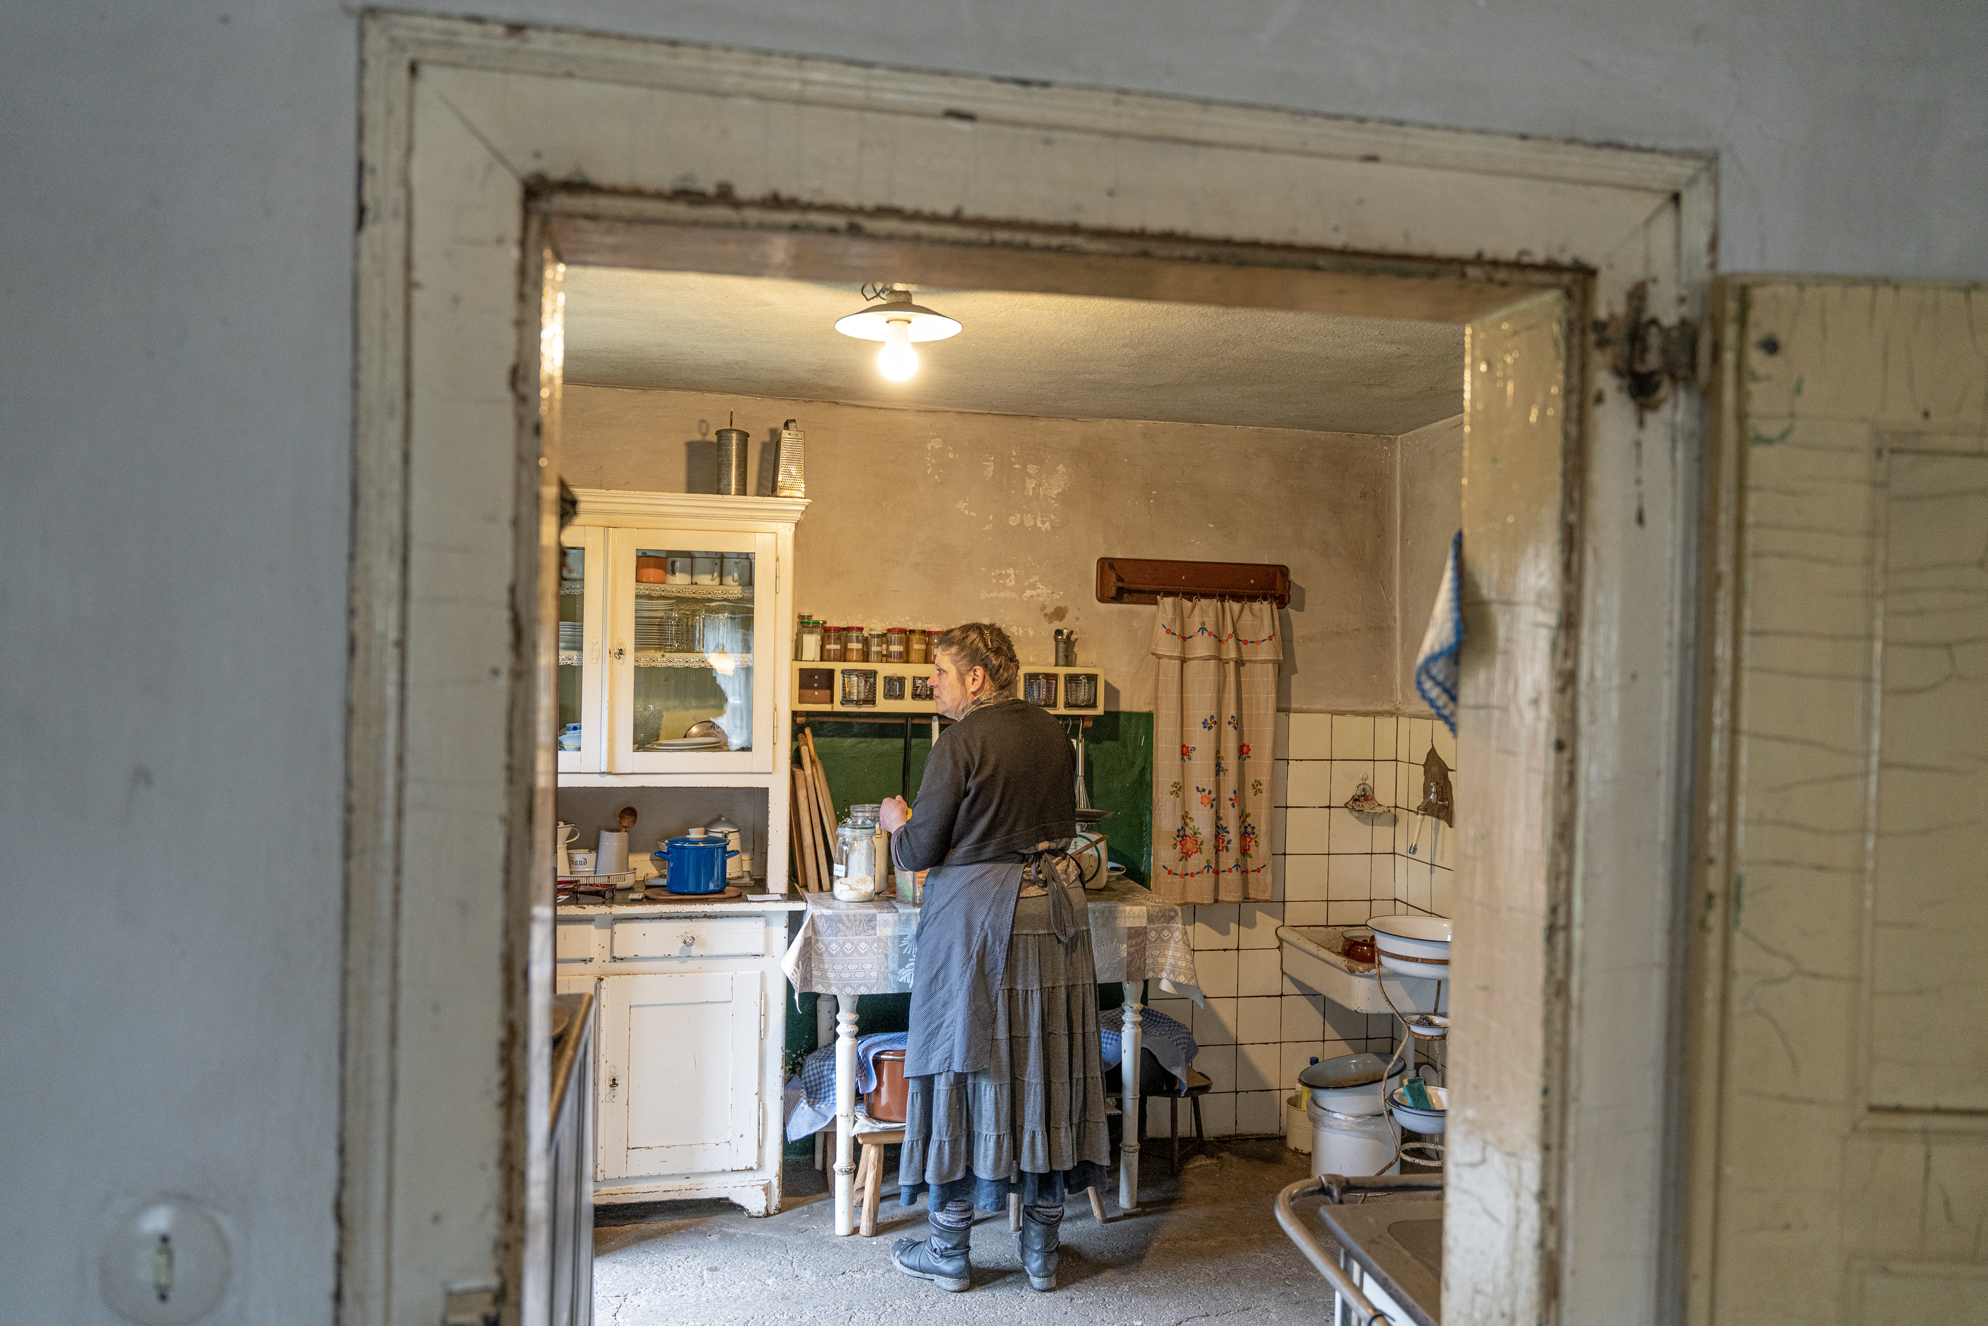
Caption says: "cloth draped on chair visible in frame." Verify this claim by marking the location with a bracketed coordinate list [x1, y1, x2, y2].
[1150, 596, 1282, 904]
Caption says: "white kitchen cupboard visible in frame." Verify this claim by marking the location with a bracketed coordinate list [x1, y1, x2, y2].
[555, 900, 805, 1212]
[559, 490, 806, 785]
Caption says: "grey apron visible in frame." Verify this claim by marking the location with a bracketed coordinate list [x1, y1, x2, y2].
[903, 849, 1082, 1078]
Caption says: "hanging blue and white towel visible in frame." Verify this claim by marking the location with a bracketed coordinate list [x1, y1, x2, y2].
[1414, 531, 1464, 736]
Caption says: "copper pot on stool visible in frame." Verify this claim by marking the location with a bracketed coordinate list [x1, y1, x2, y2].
[865, 1050, 909, 1123]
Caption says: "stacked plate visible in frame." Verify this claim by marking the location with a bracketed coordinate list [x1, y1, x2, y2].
[645, 736, 726, 751]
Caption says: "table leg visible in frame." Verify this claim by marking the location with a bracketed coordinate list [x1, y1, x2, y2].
[1118, 981, 1142, 1213]
[834, 1005, 860, 1236]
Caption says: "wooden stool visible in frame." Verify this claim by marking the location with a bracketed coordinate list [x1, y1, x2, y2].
[852, 1129, 905, 1237]
[1113, 1051, 1212, 1175]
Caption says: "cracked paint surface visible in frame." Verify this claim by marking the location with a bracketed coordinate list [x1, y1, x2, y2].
[1710, 281, 1988, 1325]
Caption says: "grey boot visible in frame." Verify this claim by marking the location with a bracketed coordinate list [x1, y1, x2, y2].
[1017, 1207, 1060, 1292]
[893, 1213, 972, 1292]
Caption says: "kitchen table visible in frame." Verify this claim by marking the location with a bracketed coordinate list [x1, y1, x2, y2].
[781, 876, 1201, 1235]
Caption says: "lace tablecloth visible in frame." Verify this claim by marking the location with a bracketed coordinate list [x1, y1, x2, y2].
[781, 876, 1201, 1000]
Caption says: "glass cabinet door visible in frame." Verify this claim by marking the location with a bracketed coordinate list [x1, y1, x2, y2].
[609, 529, 775, 774]
[556, 527, 606, 773]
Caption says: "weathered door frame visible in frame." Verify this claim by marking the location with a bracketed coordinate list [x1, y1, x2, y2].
[348, 12, 1716, 1324]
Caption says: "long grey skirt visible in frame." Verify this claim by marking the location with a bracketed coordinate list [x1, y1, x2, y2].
[898, 889, 1114, 1211]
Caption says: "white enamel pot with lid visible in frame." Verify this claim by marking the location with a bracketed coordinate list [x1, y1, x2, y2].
[1368, 914, 1453, 979]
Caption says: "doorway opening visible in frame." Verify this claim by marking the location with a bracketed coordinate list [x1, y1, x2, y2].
[533, 196, 1581, 1323]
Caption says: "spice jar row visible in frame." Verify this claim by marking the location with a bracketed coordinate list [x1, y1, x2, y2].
[795, 619, 940, 665]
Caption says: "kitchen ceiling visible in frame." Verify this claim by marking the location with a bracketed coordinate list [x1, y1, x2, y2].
[561, 267, 1466, 437]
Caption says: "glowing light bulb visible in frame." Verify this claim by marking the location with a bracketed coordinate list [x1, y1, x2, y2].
[877, 319, 919, 381]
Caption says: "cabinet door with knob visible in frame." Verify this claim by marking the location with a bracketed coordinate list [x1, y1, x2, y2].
[597, 969, 764, 1181]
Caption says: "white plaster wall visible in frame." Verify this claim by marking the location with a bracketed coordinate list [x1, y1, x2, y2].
[3, 2, 1983, 1319]
[563, 386, 1399, 712]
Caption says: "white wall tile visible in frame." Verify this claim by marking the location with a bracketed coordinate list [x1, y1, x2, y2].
[1199, 1092, 1237, 1138]
[1329, 759, 1374, 805]
[1396, 718, 1415, 761]
[1149, 996, 1193, 1025]
[1406, 717, 1434, 763]
[1236, 1040, 1284, 1091]
[1330, 713, 1375, 759]
[1430, 869, 1454, 918]
[1195, 1041, 1237, 1091]
[1327, 854, 1372, 900]
[1238, 996, 1282, 1044]
[1287, 712, 1332, 759]
[1321, 997, 1367, 1044]
[1284, 901, 1332, 927]
[1194, 997, 1239, 1046]
[1274, 710, 1291, 754]
[1366, 1013, 1395, 1039]
[1144, 1102, 1191, 1141]
[1371, 716, 1397, 762]
[1237, 947, 1284, 997]
[1282, 993, 1324, 1043]
[1392, 853, 1409, 903]
[1328, 901, 1371, 926]
[1283, 807, 1330, 853]
[1285, 1039, 1327, 1083]
[1237, 902, 1281, 949]
[1270, 806, 1287, 854]
[1282, 855, 1329, 902]
[1272, 758, 1290, 807]
[1235, 1090, 1283, 1136]
[1267, 854, 1288, 902]
[1286, 760, 1333, 806]
[1327, 808, 1372, 854]
[1408, 864, 1432, 912]
[1191, 903, 1240, 949]
[1193, 949, 1238, 998]
[1432, 720, 1457, 769]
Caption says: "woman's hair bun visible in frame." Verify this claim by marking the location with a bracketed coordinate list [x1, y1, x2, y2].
[934, 622, 1019, 696]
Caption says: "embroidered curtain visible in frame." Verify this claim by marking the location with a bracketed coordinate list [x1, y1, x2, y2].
[1151, 597, 1282, 904]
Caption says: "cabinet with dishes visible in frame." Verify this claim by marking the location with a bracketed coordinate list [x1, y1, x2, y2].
[555, 489, 806, 1214]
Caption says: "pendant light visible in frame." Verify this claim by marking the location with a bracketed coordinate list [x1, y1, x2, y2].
[833, 283, 962, 381]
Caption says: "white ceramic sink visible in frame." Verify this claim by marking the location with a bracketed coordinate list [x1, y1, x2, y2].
[1278, 925, 1444, 1016]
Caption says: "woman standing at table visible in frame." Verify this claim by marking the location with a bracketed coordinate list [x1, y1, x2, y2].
[878, 622, 1110, 1294]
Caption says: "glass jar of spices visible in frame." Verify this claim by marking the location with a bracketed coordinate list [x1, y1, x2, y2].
[908, 629, 930, 664]
[866, 628, 888, 664]
[821, 626, 845, 662]
[842, 627, 866, 662]
[797, 618, 822, 662]
[886, 627, 910, 663]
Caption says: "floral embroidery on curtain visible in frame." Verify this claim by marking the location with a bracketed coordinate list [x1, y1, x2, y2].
[1151, 596, 1282, 904]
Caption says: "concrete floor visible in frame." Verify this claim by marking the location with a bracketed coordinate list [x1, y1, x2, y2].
[593, 1139, 1337, 1325]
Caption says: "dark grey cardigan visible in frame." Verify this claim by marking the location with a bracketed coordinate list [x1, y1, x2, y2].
[891, 698, 1078, 1076]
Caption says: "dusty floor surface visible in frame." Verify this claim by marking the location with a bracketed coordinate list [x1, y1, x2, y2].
[593, 1139, 1336, 1326]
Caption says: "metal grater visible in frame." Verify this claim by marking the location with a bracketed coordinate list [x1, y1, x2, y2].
[775, 418, 806, 497]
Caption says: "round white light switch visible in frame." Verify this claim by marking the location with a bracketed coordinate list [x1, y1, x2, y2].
[100, 1198, 231, 1324]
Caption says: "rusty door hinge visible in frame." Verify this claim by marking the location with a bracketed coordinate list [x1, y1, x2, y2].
[1594, 280, 1699, 416]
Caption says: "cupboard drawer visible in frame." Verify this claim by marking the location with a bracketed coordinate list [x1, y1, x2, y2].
[611, 918, 766, 960]
[555, 921, 602, 961]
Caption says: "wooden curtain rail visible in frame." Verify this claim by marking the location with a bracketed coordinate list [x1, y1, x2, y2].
[1095, 557, 1291, 608]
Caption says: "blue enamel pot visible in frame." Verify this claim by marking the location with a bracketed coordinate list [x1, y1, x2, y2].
[661, 836, 737, 894]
